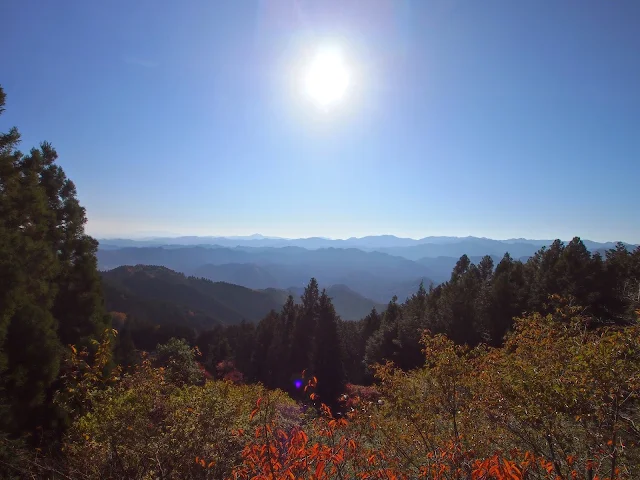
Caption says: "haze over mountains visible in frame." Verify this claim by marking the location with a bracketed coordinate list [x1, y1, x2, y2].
[99, 234, 631, 254]
[98, 235, 636, 307]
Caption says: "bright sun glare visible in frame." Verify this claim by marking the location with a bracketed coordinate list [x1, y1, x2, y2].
[304, 45, 350, 110]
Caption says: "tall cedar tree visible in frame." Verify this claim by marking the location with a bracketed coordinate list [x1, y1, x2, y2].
[396, 281, 430, 370]
[364, 296, 402, 370]
[311, 289, 345, 408]
[250, 310, 279, 386]
[290, 278, 319, 381]
[0, 86, 108, 435]
[267, 295, 298, 392]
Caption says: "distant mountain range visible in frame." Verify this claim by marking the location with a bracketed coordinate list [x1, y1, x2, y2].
[97, 236, 636, 304]
[101, 265, 385, 325]
[99, 234, 634, 253]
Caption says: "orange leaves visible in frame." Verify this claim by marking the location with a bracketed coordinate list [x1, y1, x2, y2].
[471, 455, 526, 480]
[234, 393, 361, 480]
[231, 309, 640, 480]
[250, 397, 263, 421]
[304, 375, 318, 393]
[194, 456, 215, 469]
[232, 403, 553, 480]
[320, 403, 332, 418]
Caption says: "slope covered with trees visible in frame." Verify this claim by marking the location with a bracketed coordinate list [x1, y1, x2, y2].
[97, 245, 435, 302]
[194, 239, 639, 391]
[101, 265, 385, 354]
[102, 265, 283, 326]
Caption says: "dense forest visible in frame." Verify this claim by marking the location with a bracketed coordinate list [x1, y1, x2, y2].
[2, 85, 640, 479]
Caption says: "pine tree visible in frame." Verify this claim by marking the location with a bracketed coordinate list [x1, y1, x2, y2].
[290, 279, 319, 379]
[0, 86, 108, 435]
[269, 295, 298, 392]
[311, 290, 345, 408]
[250, 310, 279, 386]
[397, 281, 430, 370]
[487, 253, 526, 345]
[438, 256, 483, 345]
[365, 296, 402, 369]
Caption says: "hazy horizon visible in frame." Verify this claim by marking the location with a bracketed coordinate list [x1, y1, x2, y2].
[94, 231, 637, 245]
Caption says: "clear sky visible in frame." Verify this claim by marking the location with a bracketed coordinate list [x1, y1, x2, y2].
[1, 0, 639, 242]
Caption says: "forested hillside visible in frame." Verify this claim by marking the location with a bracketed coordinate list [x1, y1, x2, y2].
[101, 265, 384, 350]
[97, 245, 434, 302]
[189, 239, 640, 392]
[2, 84, 640, 479]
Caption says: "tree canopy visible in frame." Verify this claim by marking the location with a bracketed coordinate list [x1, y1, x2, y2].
[0, 85, 108, 436]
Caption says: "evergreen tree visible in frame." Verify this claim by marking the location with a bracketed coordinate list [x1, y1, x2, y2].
[525, 239, 564, 312]
[3, 305, 61, 432]
[0, 86, 108, 435]
[113, 321, 138, 370]
[438, 256, 483, 345]
[290, 279, 319, 378]
[267, 295, 298, 392]
[361, 307, 382, 345]
[338, 318, 366, 385]
[227, 320, 256, 378]
[486, 253, 527, 345]
[365, 296, 402, 369]
[250, 310, 280, 386]
[478, 255, 495, 282]
[311, 290, 345, 408]
[396, 281, 430, 370]
[557, 237, 598, 309]
[603, 243, 640, 321]
[358, 307, 382, 383]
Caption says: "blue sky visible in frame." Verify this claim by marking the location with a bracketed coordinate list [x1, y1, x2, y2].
[1, 0, 639, 242]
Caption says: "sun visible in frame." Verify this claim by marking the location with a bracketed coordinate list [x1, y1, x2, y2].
[304, 45, 350, 110]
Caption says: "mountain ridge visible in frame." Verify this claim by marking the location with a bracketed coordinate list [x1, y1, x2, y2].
[98, 234, 637, 251]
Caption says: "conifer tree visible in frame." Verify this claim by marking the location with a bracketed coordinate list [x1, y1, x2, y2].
[290, 278, 319, 378]
[311, 290, 345, 407]
[0, 86, 108, 435]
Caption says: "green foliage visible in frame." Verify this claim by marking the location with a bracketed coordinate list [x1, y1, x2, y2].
[0, 85, 108, 437]
[3, 305, 61, 431]
[348, 307, 640, 479]
[311, 290, 345, 407]
[156, 337, 204, 386]
[364, 296, 402, 369]
[63, 359, 298, 479]
[290, 278, 319, 379]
